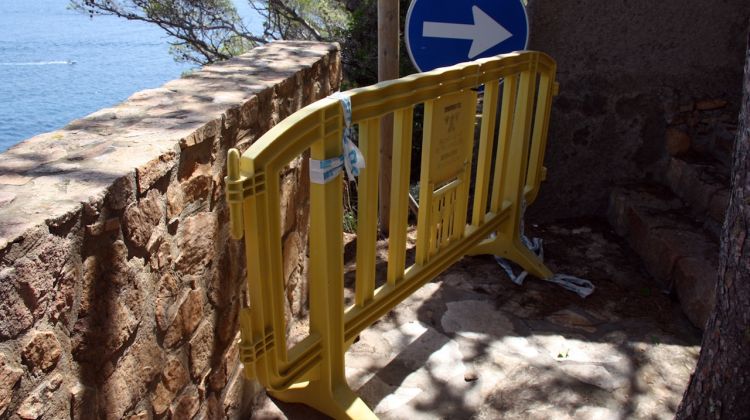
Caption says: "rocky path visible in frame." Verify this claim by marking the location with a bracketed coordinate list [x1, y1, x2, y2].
[252, 220, 701, 419]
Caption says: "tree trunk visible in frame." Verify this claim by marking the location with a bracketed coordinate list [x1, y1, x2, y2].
[675, 30, 750, 419]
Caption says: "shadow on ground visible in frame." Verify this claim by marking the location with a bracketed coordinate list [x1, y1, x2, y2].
[252, 218, 701, 420]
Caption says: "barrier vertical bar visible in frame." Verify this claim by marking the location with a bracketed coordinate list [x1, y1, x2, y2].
[415, 98, 435, 266]
[502, 67, 536, 236]
[494, 60, 552, 280]
[355, 119, 381, 306]
[453, 90, 478, 240]
[472, 81, 500, 226]
[490, 74, 519, 212]
[308, 113, 345, 392]
[227, 149, 244, 240]
[259, 163, 292, 370]
[525, 70, 554, 204]
[240, 165, 273, 385]
[270, 107, 376, 419]
[387, 107, 414, 285]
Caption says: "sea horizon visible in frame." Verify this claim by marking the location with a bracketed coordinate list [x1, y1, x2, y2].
[0, 1, 263, 153]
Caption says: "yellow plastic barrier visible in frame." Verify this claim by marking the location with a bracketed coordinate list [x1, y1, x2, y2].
[225, 51, 558, 419]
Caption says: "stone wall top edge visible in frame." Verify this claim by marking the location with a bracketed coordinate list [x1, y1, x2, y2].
[0, 41, 339, 250]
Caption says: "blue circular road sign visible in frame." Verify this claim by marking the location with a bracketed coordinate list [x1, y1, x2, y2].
[405, 0, 529, 72]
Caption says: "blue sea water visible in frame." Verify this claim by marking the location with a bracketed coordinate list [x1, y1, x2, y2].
[0, 0, 192, 152]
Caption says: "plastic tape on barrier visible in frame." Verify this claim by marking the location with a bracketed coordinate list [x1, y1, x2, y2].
[495, 234, 595, 298]
[310, 155, 345, 184]
[330, 92, 365, 179]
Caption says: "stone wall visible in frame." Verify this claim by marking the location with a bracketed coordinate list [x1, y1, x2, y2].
[526, 0, 749, 219]
[0, 41, 340, 419]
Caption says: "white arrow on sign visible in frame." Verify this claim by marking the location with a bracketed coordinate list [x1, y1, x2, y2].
[422, 5, 513, 59]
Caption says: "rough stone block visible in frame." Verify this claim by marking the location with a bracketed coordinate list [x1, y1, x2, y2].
[151, 382, 172, 416]
[163, 288, 204, 349]
[15, 259, 55, 318]
[171, 386, 200, 419]
[137, 151, 176, 195]
[150, 354, 190, 415]
[223, 367, 255, 419]
[50, 259, 81, 326]
[209, 335, 240, 393]
[0, 353, 23, 416]
[155, 272, 180, 331]
[0, 271, 33, 340]
[69, 382, 98, 420]
[673, 256, 718, 329]
[100, 239, 133, 287]
[182, 162, 213, 204]
[22, 330, 62, 372]
[123, 189, 163, 250]
[665, 127, 691, 156]
[175, 212, 216, 276]
[279, 172, 299, 236]
[665, 157, 729, 224]
[17, 373, 63, 419]
[216, 303, 239, 346]
[73, 292, 141, 364]
[644, 227, 711, 285]
[609, 185, 720, 329]
[189, 320, 215, 380]
[98, 337, 163, 420]
[205, 394, 222, 419]
[128, 411, 150, 420]
[105, 176, 135, 211]
[208, 240, 243, 308]
[282, 232, 303, 286]
[695, 99, 727, 111]
[163, 356, 189, 394]
[155, 239, 173, 271]
[12, 237, 68, 319]
[166, 183, 184, 221]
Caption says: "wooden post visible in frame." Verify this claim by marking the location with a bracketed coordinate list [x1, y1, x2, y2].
[378, 0, 399, 235]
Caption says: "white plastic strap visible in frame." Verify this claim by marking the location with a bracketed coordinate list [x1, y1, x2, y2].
[493, 236, 595, 298]
[309, 92, 365, 184]
[331, 92, 365, 180]
[309, 155, 344, 184]
[494, 199, 595, 298]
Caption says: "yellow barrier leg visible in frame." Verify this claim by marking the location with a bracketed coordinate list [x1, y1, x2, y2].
[270, 381, 376, 419]
[468, 233, 552, 280]
[270, 117, 377, 420]
[468, 64, 553, 281]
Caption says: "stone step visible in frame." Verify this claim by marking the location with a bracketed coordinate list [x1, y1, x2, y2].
[608, 184, 718, 329]
[663, 155, 730, 240]
[666, 98, 737, 168]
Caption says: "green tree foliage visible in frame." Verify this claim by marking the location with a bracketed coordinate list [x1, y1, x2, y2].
[339, 0, 416, 87]
[256, 0, 350, 42]
[70, 0, 419, 86]
[69, 0, 351, 65]
[71, 0, 425, 87]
